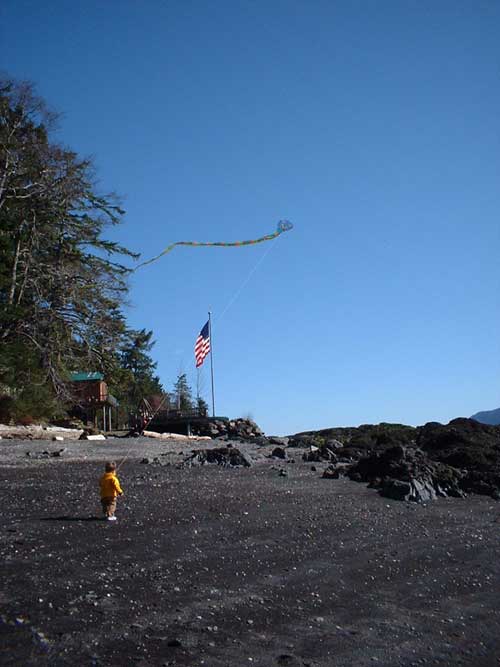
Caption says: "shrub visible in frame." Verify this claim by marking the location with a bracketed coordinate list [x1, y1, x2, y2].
[18, 415, 35, 426]
[0, 395, 15, 423]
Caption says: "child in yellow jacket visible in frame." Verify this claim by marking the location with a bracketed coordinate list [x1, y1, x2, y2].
[99, 461, 123, 521]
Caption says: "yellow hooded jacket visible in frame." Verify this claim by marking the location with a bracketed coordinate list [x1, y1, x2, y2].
[100, 472, 123, 499]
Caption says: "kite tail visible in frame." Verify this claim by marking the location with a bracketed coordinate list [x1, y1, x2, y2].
[134, 220, 293, 270]
[134, 244, 177, 269]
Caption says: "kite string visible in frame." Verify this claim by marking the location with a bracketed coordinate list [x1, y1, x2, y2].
[114, 231, 286, 468]
[114, 236, 282, 472]
[215, 238, 278, 324]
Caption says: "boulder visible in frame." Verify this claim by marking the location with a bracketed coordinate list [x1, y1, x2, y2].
[379, 478, 440, 502]
[271, 447, 287, 460]
[183, 447, 253, 468]
[322, 465, 340, 479]
[302, 445, 338, 463]
[347, 445, 465, 502]
[51, 448, 66, 457]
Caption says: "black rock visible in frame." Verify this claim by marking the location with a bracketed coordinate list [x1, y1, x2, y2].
[302, 445, 337, 463]
[271, 447, 287, 459]
[51, 448, 66, 457]
[417, 418, 500, 498]
[379, 477, 439, 502]
[322, 466, 340, 479]
[347, 446, 465, 503]
[183, 447, 253, 468]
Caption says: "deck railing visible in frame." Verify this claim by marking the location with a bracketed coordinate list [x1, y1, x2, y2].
[151, 407, 208, 419]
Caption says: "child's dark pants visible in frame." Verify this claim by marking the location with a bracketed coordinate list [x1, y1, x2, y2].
[101, 496, 117, 517]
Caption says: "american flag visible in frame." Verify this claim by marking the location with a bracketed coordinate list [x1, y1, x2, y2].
[194, 321, 210, 368]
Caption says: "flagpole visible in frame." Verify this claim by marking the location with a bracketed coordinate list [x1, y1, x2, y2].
[208, 311, 216, 417]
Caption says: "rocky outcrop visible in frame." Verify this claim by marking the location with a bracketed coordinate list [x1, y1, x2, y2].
[417, 418, 500, 499]
[291, 418, 500, 502]
[192, 418, 266, 441]
[346, 445, 466, 502]
[288, 423, 416, 461]
[182, 446, 253, 467]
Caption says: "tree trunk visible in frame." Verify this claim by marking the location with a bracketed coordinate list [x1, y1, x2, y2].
[7, 235, 21, 305]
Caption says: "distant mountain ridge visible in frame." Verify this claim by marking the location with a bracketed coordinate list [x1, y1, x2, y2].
[470, 407, 500, 425]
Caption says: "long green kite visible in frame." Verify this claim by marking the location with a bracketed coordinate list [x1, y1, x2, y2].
[135, 220, 293, 269]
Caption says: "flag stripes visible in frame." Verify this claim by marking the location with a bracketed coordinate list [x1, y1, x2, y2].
[195, 321, 210, 368]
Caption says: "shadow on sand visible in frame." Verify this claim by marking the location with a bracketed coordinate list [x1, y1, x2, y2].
[40, 516, 104, 522]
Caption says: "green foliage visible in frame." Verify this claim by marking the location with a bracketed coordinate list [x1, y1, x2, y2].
[0, 340, 62, 421]
[197, 396, 209, 416]
[0, 76, 165, 423]
[173, 373, 194, 411]
[109, 329, 164, 418]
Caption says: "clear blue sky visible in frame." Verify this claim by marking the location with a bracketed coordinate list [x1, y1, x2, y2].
[2, 0, 499, 434]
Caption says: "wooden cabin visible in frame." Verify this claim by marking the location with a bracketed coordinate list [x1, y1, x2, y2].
[70, 372, 118, 431]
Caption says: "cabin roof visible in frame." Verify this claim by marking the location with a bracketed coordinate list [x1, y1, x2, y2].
[69, 372, 104, 382]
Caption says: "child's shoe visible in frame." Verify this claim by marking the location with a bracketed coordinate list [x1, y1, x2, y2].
[107, 516, 117, 521]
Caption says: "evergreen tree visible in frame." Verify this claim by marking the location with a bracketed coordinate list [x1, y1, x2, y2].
[173, 373, 194, 412]
[115, 328, 163, 413]
[0, 77, 138, 419]
[196, 395, 209, 417]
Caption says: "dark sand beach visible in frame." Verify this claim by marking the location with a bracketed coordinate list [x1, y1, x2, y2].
[1, 437, 499, 666]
